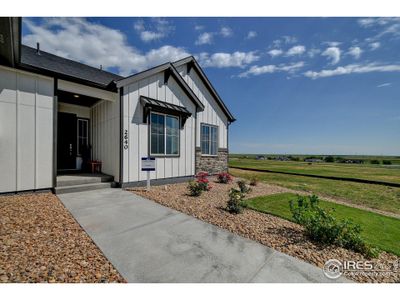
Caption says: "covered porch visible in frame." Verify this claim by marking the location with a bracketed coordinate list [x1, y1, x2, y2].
[55, 79, 120, 188]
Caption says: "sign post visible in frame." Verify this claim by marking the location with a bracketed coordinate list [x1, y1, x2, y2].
[141, 157, 155, 191]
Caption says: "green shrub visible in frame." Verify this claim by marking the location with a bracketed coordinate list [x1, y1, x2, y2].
[237, 180, 251, 194]
[382, 160, 392, 165]
[370, 159, 380, 164]
[249, 176, 258, 186]
[289, 195, 379, 258]
[227, 188, 245, 214]
[187, 180, 203, 197]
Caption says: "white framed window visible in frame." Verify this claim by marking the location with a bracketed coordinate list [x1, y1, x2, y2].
[77, 118, 89, 156]
[201, 123, 218, 156]
[150, 112, 180, 156]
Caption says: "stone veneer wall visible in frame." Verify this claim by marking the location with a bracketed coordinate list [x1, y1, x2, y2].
[195, 147, 228, 175]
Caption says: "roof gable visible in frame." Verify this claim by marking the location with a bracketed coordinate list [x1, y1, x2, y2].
[172, 56, 236, 122]
[116, 62, 204, 110]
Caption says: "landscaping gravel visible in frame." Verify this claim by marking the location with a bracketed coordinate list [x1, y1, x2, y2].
[130, 177, 399, 283]
[0, 192, 125, 283]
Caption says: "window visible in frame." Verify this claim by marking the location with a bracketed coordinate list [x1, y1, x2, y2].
[150, 112, 180, 156]
[201, 124, 218, 155]
[77, 119, 89, 156]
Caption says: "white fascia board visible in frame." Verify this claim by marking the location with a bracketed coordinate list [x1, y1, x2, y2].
[58, 79, 118, 102]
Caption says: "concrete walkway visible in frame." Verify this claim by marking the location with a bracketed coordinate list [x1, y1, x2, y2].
[58, 188, 349, 283]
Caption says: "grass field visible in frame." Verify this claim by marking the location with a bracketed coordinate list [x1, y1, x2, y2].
[229, 158, 400, 185]
[230, 168, 400, 215]
[245, 193, 400, 256]
[230, 154, 400, 165]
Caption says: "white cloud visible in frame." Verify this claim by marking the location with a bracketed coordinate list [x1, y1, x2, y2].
[304, 63, 400, 79]
[246, 31, 257, 39]
[271, 36, 297, 47]
[369, 42, 381, 50]
[358, 18, 400, 41]
[324, 41, 341, 47]
[377, 82, 392, 88]
[220, 26, 233, 37]
[133, 18, 174, 42]
[307, 48, 321, 58]
[347, 46, 362, 59]
[195, 32, 214, 45]
[23, 18, 189, 76]
[358, 17, 400, 28]
[194, 25, 204, 31]
[321, 47, 341, 65]
[198, 51, 259, 68]
[282, 35, 298, 44]
[268, 49, 283, 57]
[286, 45, 306, 56]
[238, 61, 305, 78]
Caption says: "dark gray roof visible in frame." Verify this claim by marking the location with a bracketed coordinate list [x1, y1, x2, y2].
[20, 45, 123, 89]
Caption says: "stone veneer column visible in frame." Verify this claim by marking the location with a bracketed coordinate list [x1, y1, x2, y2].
[195, 147, 228, 175]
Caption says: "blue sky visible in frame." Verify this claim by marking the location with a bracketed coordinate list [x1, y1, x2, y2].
[22, 17, 400, 155]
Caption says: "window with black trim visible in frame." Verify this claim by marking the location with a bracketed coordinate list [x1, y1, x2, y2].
[150, 112, 180, 156]
[77, 118, 89, 156]
[201, 124, 218, 155]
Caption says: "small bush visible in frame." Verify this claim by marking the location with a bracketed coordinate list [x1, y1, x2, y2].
[195, 172, 211, 191]
[237, 180, 251, 194]
[227, 188, 245, 214]
[370, 160, 380, 164]
[249, 176, 258, 186]
[187, 181, 203, 197]
[217, 172, 233, 184]
[382, 160, 392, 165]
[290, 195, 379, 258]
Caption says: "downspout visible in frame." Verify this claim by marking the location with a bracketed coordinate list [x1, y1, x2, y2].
[119, 86, 124, 187]
[194, 106, 198, 175]
[52, 78, 58, 191]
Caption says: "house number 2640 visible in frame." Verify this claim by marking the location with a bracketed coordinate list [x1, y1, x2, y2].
[123, 130, 128, 149]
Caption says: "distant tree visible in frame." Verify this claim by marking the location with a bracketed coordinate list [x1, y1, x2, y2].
[324, 156, 335, 163]
[370, 160, 380, 164]
[382, 160, 392, 165]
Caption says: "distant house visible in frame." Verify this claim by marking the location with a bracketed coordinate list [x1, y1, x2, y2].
[304, 158, 323, 163]
[256, 155, 265, 160]
[0, 17, 236, 194]
[275, 156, 290, 161]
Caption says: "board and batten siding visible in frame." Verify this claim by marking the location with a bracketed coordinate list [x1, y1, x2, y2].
[91, 98, 120, 182]
[0, 66, 54, 193]
[122, 73, 196, 183]
[175, 65, 228, 149]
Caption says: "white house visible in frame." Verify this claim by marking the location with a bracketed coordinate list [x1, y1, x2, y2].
[0, 17, 235, 194]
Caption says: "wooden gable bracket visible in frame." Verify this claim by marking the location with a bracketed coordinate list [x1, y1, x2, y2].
[164, 68, 171, 84]
[186, 61, 194, 74]
[143, 106, 150, 123]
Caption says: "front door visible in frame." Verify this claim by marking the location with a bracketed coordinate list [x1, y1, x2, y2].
[57, 112, 77, 170]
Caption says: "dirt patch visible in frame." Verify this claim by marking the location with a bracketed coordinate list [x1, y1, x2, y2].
[0, 192, 125, 283]
[129, 177, 399, 283]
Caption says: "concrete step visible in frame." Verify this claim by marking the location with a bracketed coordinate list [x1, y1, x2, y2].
[55, 182, 112, 194]
[57, 174, 114, 187]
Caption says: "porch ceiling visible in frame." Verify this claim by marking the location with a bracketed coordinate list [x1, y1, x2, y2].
[58, 90, 101, 107]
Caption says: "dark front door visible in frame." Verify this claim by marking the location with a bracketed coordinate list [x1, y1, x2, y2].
[57, 112, 77, 170]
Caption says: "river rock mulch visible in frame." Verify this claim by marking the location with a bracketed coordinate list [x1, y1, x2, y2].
[129, 177, 399, 283]
[0, 192, 125, 283]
